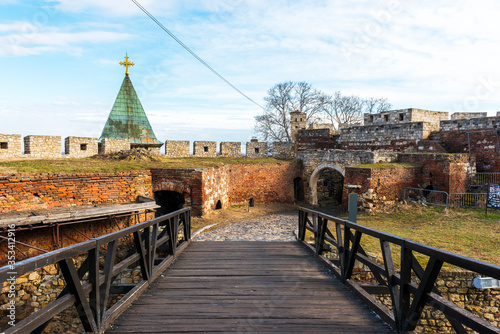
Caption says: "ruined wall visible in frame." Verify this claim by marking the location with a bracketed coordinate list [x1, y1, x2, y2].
[152, 162, 302, 216]
[220, 142, 241, 157]
[64, 137, 98, 158]
[429, 130, 499, 173]
[0, 171, 152, 213]
[246, 141, 268, 158]
[342, 164, 420, 211]
[451, 112, 488, 120]
[193, 141, 217, 157]
[273, 142, 296, 160]
[24, 135, 61, 158]
[364, 108, 448, 131]
[440, 116, 500, 132]
[164, 140, 190, 157]
[297, 129, 337, 151]
[0, 134, 21, 158]
[338, 122, 434, 151]
[227, 162, 302, 205]
[99, 138, 130, 154]
[397, 153, 470, 194]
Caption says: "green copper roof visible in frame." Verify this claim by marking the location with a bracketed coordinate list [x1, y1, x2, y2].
[99, 75, 163, 146]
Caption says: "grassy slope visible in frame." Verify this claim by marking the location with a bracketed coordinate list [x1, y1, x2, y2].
[0, 157, 287, 174]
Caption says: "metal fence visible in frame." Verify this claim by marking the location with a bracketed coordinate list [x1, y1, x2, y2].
[469, 173, 500, 187]
[449, 193, 488, 209]
[403, 187, 449, 207]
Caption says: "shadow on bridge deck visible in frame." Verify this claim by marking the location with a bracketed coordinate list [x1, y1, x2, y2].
[106, 241, 395, 334]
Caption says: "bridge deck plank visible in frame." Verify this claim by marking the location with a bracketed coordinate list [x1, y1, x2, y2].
[106, 241, 394, 333]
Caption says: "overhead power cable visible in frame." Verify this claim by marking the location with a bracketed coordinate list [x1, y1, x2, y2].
[130, 0, 265, 110]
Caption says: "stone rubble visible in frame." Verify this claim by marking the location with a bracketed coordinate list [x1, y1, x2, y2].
[194, 211, 298, 242]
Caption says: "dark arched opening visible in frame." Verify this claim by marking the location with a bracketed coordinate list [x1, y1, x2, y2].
[294, 177, 304, 201]
[154, 191, 186, 216]
[317, 169, 344, 207]
[215, 200, 222, 210]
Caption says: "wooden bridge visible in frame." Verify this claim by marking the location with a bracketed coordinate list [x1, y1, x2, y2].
[1, 207, 499, 334]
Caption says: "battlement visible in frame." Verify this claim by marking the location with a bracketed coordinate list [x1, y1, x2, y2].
[65, 137, 98, 158]
[0, 134, 22, 158]
[220, 142, 241, 157]
[364, 108, 448, 131]
[451, 112, 488, 120]
[440, 116, 500, 132]
[24, 135, 61, 158]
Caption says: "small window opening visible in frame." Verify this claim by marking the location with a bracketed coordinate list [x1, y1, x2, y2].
[384, 115, 389, 122]
[80, 144, 87, 151]
[300, 118, 303, 122]
[215, 200, 222, 210]
[204, 146, 209, 152]
[295, 118, 298, 122]
[255, 148, 260, 154]
[0, 142, 8, 149]
[399, 114, 404, 121]
[369, 115, 374, 122]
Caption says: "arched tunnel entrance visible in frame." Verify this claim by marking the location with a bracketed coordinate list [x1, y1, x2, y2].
[154, 191, 186, 216]
[309, 164, 345, 207]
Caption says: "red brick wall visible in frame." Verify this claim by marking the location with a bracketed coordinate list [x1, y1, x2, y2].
[0, 171, 152, 213]
[398, 153, 469, 194]
[431, 130, 500, 172]
[227, 162, 302, 205]
[342, 166, 420, 211]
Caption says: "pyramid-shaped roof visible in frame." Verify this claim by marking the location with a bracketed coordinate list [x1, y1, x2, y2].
[99, 75, 163, 146]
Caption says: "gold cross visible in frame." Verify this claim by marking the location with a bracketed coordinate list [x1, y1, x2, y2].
[120, 54, 134, 75]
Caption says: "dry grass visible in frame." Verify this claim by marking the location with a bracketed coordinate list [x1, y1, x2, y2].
[0, 157, 291, 174]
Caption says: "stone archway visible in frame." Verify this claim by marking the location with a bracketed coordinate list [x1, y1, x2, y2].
[309, 163, 345, 205]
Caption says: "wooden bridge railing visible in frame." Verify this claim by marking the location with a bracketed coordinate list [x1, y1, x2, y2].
[298, 207, 500, 334]
[0, 207, 191, 334]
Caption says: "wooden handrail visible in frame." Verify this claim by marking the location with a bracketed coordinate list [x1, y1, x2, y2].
[297, 207, 500, 334]
[0, 207, 192, 334]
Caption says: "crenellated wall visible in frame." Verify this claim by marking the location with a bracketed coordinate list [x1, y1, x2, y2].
[193, 141, 217, 157]
[64, 136, 98, 158]
[451, 112, 488, 120]
[440, 116, 500, 131]
[99, 138, 130, 154]
[0, 134, 21, 158]
[272, 142, 296, 160]
[364, 108, 448, 131]
[246, 141, 268, 158]
[165, 140, 190, 157]
[220, 142, 241, 157]
[24, 135, 61, 158]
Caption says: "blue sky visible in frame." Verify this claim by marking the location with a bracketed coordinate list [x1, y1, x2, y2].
[1, 0, 500, 145]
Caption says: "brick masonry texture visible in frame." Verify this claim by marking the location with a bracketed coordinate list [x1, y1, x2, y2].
[0, 171, 152, 213]
[364, 108, 449, 132]
[220, 142, 241, 157]
[99, 138, 131, 154]
[272, 142, 296, 160]
[152, 161, 302, 216]
[246, 141, 268, 158]
[297, 129, 338, 151]
[24, 135, 61, 158]
[165, 140, 190, 157]
[64, 136, 98, 158]
[0, 134, 21, 158]
[451, 112, 488, 120]
[193, 141, 217, 157]
[342, 153, 471, 211]
[440, 115, 500, 131]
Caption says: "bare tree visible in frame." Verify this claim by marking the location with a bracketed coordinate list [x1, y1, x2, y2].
[364, 97, 392, 114]
[255, 81, 330, 142]
[323, 92, 392, 130]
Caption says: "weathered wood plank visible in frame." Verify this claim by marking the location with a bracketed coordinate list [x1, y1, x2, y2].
[105, 241, 394, 334]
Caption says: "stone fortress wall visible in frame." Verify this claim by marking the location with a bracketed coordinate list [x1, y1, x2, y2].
[1, 108, 498, 161]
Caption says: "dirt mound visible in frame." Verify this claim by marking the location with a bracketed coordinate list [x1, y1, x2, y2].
[96, 148, 162, 161]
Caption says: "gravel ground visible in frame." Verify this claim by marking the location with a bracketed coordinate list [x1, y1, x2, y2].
[193, 211, 298, 242]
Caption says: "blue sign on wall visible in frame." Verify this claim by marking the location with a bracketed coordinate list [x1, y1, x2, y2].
[488, 184, 500, 209]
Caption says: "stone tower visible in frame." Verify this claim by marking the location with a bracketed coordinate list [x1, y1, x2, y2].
[290, 110, 307, 141]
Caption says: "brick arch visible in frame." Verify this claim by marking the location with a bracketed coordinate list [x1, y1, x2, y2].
[153, 181, 191, 195]
[309, 163, 345, 205]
